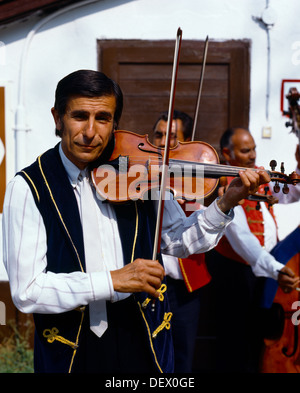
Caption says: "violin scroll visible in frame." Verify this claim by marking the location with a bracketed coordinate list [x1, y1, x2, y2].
[269, 160, 300, 194]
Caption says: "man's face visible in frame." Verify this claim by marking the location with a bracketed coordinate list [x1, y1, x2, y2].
[225, 129, 256, 168]
[52, 95, 116, 169]
[152, 119, 185, 147]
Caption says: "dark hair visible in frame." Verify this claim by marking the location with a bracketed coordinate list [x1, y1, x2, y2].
[219, 127, 250, 151]
[54, 69, 123, 136]
[153, 109, 193, 141]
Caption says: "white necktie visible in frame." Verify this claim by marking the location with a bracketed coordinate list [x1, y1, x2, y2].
[79, 171, 108, 337]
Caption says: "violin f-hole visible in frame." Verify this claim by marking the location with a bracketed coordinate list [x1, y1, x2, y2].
[138, 143, 163, 158]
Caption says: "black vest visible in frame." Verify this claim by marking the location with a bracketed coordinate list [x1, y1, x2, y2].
[18, 145, 174, 373]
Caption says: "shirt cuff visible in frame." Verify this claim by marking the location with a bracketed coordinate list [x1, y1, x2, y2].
[89, 271, 112, 301]
[203, 198, 233, 229]
[272, 261, 285, 280]
[251, 251, 285, 280]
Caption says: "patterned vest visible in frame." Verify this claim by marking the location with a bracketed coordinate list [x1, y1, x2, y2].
[178, 202, 211, 292]
[18, 144, 174, 373]
[215, 179, 278, 264]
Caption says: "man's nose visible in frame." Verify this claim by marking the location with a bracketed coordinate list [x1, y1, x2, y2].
[83, 119, 96, 138]
[158, 135, 166, 147]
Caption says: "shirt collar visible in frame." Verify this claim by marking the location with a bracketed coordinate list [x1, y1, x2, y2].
[59, 143, 83, 188]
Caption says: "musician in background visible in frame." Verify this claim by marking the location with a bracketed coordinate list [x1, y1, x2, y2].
[205, 126, 300, 373]
[152, 110, 211, 373]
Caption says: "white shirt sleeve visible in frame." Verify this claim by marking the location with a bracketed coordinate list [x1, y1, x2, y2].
[3, 179, 232, 314]
[2, 175, 112, 314]
[160, 193, 233, 257]
[224, 205, 284, 279]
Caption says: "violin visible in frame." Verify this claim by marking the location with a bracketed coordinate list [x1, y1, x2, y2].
[91, 130, 300, 203]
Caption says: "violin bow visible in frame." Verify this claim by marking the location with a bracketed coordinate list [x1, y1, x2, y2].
[152, 27, 183, 261]
[191, 35, 209, 142]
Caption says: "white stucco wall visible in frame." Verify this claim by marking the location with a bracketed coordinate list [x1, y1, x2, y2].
[0, 0, 299, 279]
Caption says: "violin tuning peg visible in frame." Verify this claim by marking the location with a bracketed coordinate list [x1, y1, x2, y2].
[283, 183, 289, 194]
[270, 160, 277, 171]
[273, 181, 280, 193]
[264, 186, 269, 195]
[285, 121, 293, 128]
[281, 162, 285, 173]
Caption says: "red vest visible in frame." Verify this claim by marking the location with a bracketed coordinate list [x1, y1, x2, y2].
[178, 201, 211, 292]
[215, 179, 278, 265]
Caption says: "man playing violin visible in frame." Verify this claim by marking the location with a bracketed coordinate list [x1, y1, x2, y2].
[204, 126, 300, 373]
[2, 71, 271, 374]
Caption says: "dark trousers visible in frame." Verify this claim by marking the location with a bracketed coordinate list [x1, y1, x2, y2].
[205, 251, 265, 373]
[72, 296, 157, 373]
[166, 277, 202, 373]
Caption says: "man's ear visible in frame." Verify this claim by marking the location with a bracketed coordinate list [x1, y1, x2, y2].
[51, 107, 62, 131]
[222, 147, 232, 162]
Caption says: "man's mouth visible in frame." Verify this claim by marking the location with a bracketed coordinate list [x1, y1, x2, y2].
[76, 142, 100, 150]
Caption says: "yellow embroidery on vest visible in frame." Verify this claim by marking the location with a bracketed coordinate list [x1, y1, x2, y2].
[137, 302, 163, 373]
[157, 284, 167, 301]
[152, 312, 173, 339]
[247, 218, 264, 224]
[43, 327, 78, 349]
[20, 171, 40, 202]
[68, 309, 85, 373]
[142, 284, 167, 308]
[252, 232, 264, 236]
[130, 202, 139, 263]
[178, 258, 193, 292]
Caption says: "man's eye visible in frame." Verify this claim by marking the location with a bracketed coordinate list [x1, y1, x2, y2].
[154, 133, 163, 139]
[72, 113, 88, 121]
[96, 116, 111, 123]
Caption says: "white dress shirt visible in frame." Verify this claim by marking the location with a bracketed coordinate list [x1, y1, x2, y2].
[225, 166, 300, 280]
[2, 144, 232, 314]
[225, 202, 284, 280]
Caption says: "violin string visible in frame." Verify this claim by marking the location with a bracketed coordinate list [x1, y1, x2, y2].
[107, 156, 288, 182]
[109, 157, 262, 177]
